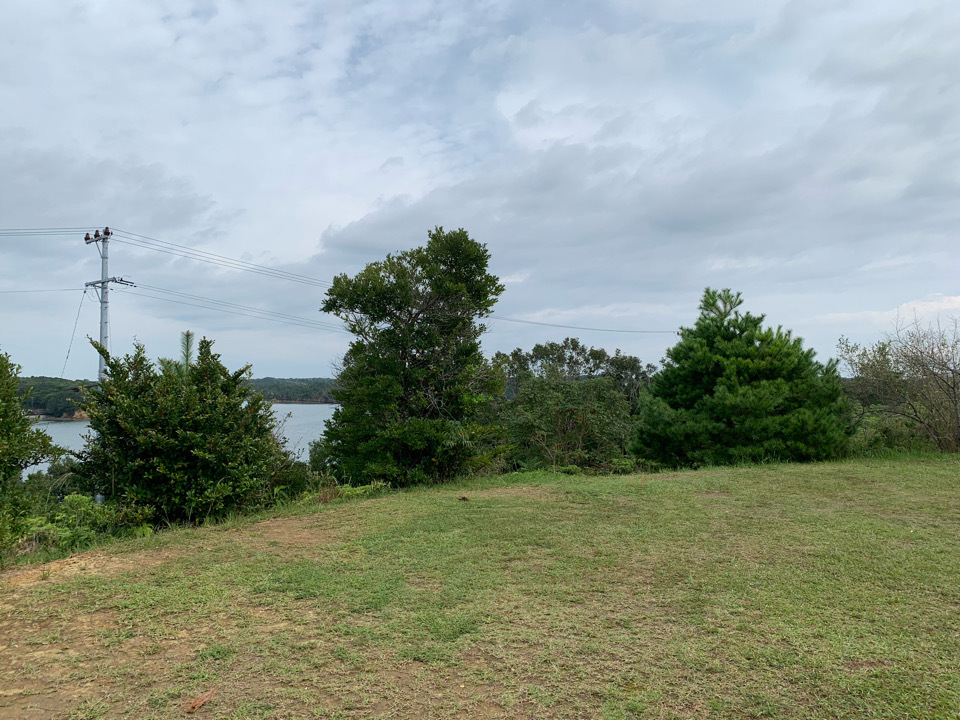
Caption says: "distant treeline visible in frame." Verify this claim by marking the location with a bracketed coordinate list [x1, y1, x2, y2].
[18, 377, 94, 418]
[19, 376, 338, 416]
[249, 377, 338, 403]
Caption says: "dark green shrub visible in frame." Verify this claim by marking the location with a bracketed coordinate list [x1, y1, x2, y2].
[1, 349, 59, 566]
[77, 336, 291, 524]
[847, 413, 936, 456]
[22, 494, 154, 554]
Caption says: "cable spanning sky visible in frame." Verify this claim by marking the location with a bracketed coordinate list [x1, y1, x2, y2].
[1, 1, 958, 379]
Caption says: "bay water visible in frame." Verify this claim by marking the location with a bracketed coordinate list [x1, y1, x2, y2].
[28, 403, 336, 474]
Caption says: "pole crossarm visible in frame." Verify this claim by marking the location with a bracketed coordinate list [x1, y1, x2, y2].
[82, 227, 133, 379]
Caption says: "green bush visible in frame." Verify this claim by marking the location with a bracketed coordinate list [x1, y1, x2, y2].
[500, 375, 631, 470]
[22, 494, 154, 554]
[76, 336, 293, 524]
[1, 349, 59, 566]
[847, 413, 936, 456]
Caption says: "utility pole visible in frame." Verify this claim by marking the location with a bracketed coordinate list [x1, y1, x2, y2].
[84, 227, 133, 380]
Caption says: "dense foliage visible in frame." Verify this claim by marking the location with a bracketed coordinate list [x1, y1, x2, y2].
[77, 336, 294, 523]
[504, 376, 631, 469]
[839, 318, 960, 452]
[496, 337, 655, 414]
[633, 288, 852, 467]
[493, 339, 642, 469]
[249, 377, 338, 403]
[1, 350, 60, 565]
[319, 227, 504, 485]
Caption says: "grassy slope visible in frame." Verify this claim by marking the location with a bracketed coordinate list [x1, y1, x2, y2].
[1, 456, 958, 719]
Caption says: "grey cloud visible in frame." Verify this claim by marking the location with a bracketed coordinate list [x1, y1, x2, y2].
[2, 0, 959, 377]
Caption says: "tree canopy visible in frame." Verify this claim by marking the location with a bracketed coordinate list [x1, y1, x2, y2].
[495, 337, 655, 414]
[633, 288, 852, 466]
[319, 227, 504, 485]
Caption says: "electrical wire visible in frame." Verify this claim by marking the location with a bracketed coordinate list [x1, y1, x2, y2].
[113, 288, 350, 333]
[133, 283, 346, 331]
[61, 289, 87, 378]
[489, 316, 677, 334]
[110, 229, 332, 288]
[0, 288, 86, 293]
[1, 226, 680, 336]
[0, 227, 92, 236]
[113, 228, 332, 286]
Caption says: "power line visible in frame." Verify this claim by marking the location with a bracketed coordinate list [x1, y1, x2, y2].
[133, 283, 346, 331]
[113, 288, 349, 333]
[0, 226, 333, 289]
[110, 236, 330, 288]
[0, 288, 86, 293]
[490, 316, 676, 334]
[114, 228, 332, 286]
[110, 229, 332, 288]
[2, 226, 680, 336]
[0, 227, 92, 236]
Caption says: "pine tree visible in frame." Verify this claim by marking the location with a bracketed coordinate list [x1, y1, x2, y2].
[633, 288, 852, 466]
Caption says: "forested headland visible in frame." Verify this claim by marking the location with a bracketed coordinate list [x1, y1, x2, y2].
[17, 377, 94, 418]
[248, 377, 338, 403]
[17, 375, 338, 417]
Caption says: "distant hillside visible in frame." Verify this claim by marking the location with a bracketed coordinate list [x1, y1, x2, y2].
[18, 377, 95, 418]
[18, 376, 338, 415]
[249, 377, 338, 403]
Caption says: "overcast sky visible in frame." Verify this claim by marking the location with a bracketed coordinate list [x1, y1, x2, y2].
[1, 0, 958, 380]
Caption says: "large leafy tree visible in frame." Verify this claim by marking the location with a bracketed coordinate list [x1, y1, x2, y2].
[319, 227, 504, 485]
[77, 335, 290, 523]
[504, 375, 631, 470]
[633, 288, 852, 466]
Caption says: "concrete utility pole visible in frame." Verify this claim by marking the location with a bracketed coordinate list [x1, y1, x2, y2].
[84, 227, 133, 380]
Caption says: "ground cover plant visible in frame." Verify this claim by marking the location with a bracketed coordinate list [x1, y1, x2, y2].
[1, 456, 957, 719]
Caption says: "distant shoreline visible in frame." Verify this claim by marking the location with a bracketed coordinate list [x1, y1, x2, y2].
[30, 413, 89, 423]
[269, 400, 337, 405]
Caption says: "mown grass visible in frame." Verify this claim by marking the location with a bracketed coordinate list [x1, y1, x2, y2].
[1, 455, 958, 719]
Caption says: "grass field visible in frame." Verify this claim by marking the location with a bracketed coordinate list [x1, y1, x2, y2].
[1, 456, 958, 719]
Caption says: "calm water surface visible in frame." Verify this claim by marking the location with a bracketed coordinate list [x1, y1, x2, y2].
[29, 403, 335, 472]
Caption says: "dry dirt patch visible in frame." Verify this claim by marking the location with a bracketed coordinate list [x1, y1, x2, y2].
[245, 515, 341, 549]
[0, 546, 184, 591]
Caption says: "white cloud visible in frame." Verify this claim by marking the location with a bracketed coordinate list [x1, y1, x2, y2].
[815, 295, 960, 329]
[1, 0, 958, 377]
